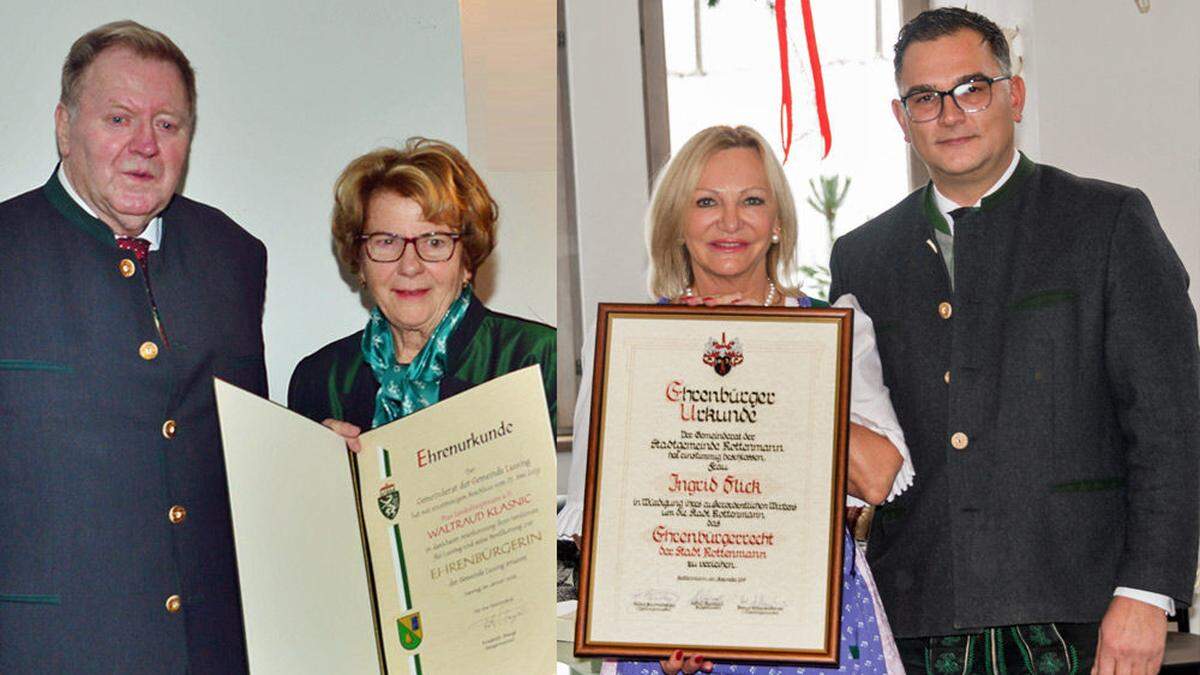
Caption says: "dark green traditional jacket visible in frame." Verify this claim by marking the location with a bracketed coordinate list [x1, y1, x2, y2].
[830, 157, 1199, 637]
[287, 294, 556, 429]
[0, 171, 267, 672]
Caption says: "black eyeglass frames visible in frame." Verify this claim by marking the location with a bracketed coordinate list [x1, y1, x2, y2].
[900, 75, 1012, 122]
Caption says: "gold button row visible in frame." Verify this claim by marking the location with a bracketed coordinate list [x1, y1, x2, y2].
[938, 302, 961, 448]
[125, 262, 159, 364]
[165, 594, 182, 613]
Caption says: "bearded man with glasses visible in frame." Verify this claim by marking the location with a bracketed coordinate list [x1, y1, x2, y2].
[829, 7, 1198, 674]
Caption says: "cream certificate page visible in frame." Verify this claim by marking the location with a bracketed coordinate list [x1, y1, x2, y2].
[216, 378, 378, 675]
[356, 365, 557, 674]
[216, 365, 556, 675]
[586, 315, 842, 653]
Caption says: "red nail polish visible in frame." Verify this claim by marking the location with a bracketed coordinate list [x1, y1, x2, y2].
[673, 650, 683, 660]
[692, 655, 704, 664]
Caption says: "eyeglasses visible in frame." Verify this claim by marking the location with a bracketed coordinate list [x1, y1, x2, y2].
[358, 232, 461, 263]
[900, 75, 1012, 123]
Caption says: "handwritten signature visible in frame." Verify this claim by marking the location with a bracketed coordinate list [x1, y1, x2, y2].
[689, 588, 724, 610]
[468, 601, 528, 632]
[737, 594, 786, 614]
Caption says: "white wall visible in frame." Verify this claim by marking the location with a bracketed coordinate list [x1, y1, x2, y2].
[562, 0, 654, 323]
[0, 0, 555, 402]
[558, 1, 653, 491]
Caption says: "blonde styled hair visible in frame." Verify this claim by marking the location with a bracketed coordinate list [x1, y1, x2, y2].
[332, 138, 498, 276]
[61, 20, 196, 121]
[646, 125, 799, 300]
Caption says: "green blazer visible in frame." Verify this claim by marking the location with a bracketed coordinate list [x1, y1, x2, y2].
[0, 171, 266, 671]
[288, 294, 555, 429]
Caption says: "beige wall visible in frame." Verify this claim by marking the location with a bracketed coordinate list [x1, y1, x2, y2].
[558, 0, 654, 489]
[460, 0, 558, 327]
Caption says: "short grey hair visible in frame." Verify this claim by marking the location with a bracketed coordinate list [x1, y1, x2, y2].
[61, 20, 196, 120]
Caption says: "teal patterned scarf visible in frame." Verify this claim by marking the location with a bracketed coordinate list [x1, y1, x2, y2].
[361, 287, 472, 428]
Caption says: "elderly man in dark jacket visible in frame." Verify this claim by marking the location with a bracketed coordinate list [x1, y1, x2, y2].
[0, 21, 265, 673]
[830, 8, 1199, 674]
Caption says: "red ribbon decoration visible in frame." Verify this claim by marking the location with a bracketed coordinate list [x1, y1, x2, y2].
[775, 0, 832, 161]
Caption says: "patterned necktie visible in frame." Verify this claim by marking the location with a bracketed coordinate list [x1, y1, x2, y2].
[117, 236, 169, 345]
[116, 237, 151, 264]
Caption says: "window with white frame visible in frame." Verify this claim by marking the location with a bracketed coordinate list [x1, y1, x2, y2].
[650, 0, 914, 299]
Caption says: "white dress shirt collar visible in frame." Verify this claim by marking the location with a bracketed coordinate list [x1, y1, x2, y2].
[57, 164, 163, 250]
[932, 149, 1020, 236]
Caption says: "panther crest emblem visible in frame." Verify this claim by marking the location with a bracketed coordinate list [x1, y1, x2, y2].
[702, 332, 744, 376]
[377, 482, 399, 520]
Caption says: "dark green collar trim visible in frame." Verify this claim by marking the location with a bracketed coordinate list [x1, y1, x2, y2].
[921, 152, 1034, 235]
[981, 151, 1034, 211]
[326, 349, 366, 422]
[923, 185, 950, 235]
[42, 167, 116, 248]
[342, 351, 364, 395]
[326, 357, 345, 421]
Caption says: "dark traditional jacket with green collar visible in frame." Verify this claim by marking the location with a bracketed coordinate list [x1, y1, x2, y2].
[830, 155, 1199, 637]
[0, 171, 267, 672]
[287, 294, 556, 430]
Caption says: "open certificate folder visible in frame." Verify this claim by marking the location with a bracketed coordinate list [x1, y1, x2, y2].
[214, 366, 557, 675]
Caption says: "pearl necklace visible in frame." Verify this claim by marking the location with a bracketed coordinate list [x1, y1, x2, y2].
[684, 281, 778, 306]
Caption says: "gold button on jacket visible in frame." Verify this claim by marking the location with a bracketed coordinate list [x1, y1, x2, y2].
[168, 505, 187, 524]
[119, 259, 136, 278]
[139, 341, 159, 360]
[938, 301, 953, 319]
[950, 432, 969, 450]
[943, 370, 951, 384]
[162, 419, 177, 439]
[165, 595, 182, 613]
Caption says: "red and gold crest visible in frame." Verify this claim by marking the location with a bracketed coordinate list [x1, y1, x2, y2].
[702, 332, 744, 376]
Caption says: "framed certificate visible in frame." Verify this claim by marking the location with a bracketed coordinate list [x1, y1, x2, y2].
[574, 304, 853, 664]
